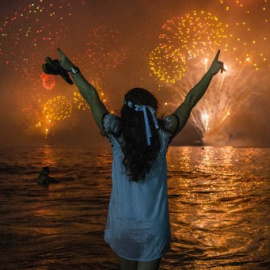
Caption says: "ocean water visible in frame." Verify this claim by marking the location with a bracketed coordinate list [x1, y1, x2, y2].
[0, 145, 270, 270]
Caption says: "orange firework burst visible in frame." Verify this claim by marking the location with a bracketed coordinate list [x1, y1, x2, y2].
[150, 10, 227, 83]
[43, 95, 72, 121]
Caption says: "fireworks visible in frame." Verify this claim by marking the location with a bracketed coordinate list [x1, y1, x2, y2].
[43, 95, 73, 121]
[150, 11, 226, 83]
[35, 79, 107, 136]
[73, 92, 90, 111]
[85, 25, 128, 77]
[168, 54, 257, 145]
[217, 0, 270, 70]
[151, 3, 270, 144]
[149, 45, 186, 84]
[40, 73, 56, 90]
[73, 80, 107, 110]
[2, 0, 268, 143]
[0, 0, 84, 80]
[159, 11, 226, 59]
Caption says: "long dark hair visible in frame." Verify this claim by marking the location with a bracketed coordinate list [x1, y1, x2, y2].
[120, 88, 161, 182]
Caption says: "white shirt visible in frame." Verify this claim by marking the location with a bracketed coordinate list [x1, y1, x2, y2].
[103, 113, 173, 261]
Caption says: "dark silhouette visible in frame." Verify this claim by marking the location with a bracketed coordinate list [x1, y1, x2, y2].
[37, 167, 59, 186]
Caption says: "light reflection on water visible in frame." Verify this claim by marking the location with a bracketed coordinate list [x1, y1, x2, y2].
[0, 146, 269, 269]
[167, 146, 270, 269]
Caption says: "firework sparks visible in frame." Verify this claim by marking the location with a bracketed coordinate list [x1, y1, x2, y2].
[171, 56, 257, 144]
[43, 95, 72, 122]
[217, 0, 270, 70]
[0, 0, 84, 80]
[73, 80, 107, 111]
[40, 73, 56, 90]
[84, 25, 128, 77]
[150, 10, 226, 83]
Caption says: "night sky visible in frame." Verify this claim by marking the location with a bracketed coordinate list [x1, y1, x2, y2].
[1, 0, 270, 147]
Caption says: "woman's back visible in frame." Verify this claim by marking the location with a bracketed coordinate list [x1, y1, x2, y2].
[103, 113, 172, 261]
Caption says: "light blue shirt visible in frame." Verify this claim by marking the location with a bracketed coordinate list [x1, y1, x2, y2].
[103, 114, 172, 261]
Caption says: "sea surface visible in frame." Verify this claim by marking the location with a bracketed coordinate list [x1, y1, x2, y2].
[0, 145, 270, 270]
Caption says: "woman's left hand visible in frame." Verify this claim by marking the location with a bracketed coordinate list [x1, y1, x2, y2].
[57, 48, 75, 72]
[209, 50, 225, 75]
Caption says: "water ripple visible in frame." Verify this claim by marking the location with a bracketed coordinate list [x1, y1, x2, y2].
[0, 146, 270, 269]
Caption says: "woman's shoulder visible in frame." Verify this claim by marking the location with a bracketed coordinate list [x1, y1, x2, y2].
[102, 113, 121, 135]
[159, 115, 176, 134]
[158, 115, 178, 145]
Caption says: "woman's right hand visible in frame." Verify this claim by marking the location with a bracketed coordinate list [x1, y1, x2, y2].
[57, 48, 75, 72]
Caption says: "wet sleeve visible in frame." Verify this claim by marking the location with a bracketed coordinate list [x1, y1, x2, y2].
[162, 115, 179, 144]
[102, 113, 120, 135]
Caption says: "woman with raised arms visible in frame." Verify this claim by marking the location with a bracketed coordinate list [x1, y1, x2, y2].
[55, 48, 224, 270]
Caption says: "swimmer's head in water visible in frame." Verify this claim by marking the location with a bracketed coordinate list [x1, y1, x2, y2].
[42, 166, 50, 174]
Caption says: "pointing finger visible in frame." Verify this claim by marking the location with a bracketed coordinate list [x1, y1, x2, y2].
[57, 47, 65, 57]
[214, 49, 220, 61]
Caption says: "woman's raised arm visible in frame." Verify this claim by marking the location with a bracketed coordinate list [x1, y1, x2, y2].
[57, 48, 108, 132]
[168, 50, 225, 136]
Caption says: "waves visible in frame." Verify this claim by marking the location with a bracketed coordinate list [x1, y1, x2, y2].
[0, 146, 270, 269]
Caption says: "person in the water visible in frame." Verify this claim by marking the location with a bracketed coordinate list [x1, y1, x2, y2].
[37, 167, 58, 186]
[53, 48, 224, 270]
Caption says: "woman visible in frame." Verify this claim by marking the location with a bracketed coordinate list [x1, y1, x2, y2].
[56, 48, 224, 270]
